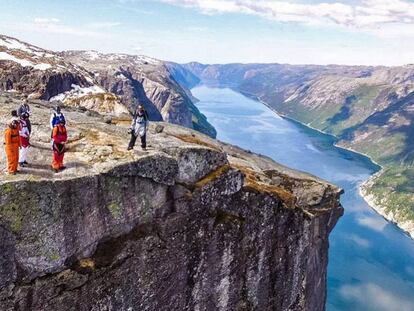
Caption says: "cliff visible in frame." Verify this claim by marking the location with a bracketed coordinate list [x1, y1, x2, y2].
[175, 62, 414, 238]
[0, 35, 216, 138]
[0, 92, 343, 311]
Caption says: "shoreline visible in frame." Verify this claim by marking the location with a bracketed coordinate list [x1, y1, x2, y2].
[359, 175, 414, 239]
[249, 92, 414, 240]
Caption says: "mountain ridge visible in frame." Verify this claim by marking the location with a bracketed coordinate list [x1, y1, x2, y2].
[0, 34, 216, 138]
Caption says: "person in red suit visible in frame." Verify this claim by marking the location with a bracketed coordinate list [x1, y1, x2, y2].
[51, 119, 67, 173]
[4, 120, 20, 174]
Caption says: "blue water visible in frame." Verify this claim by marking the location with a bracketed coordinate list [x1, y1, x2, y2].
[192, 86, 414, 311]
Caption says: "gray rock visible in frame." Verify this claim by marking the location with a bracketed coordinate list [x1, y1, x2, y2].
[154, 124, 164, 133]
[103, 116, 112, 124]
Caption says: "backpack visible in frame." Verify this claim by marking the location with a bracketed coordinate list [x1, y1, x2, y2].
[52, 113, 66, 128]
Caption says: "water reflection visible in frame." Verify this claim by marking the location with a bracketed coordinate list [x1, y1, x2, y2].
[192, 86, 414, 311]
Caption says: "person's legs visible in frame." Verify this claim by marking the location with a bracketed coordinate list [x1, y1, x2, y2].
[59, 152, 65, 169]
[128, 133, 137, 149]
[6, 147, 14, 173]
[7, 146, 19, 173]
[52, 150, 60, 171]
[140, 133, 146, 149]
[12, 147, 19, 172]
[19, 146, 27, 164]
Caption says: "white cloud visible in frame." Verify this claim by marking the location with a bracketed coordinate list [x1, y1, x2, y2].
[347, 234, 371, 248]
[357, 215, 387, 232]
[87, 22, 121, 29]
[34, 18, 60, 24]
[160, 0, 414, 35]
[340, 283, 414, 311]
[29, 18, 104, 37]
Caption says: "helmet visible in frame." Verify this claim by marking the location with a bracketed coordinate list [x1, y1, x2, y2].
[10, 120, 18, 128]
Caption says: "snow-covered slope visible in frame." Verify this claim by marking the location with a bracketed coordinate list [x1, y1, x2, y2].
[0, 34, 216, 136]
[0, 35, 127, 116]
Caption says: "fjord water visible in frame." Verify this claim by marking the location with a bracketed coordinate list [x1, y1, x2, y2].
[192, 86, 414, 311]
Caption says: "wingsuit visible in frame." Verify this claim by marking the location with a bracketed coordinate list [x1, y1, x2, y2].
[19, 113, 30, 166]
[51, 120, 67, 172]
[4, 120, 20, 174]
[127, 105, 149, 150]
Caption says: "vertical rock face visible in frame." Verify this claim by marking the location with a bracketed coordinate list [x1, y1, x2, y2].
[0, 96, 343, 311]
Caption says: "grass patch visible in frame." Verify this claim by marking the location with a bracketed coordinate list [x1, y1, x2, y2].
[107, 202, 122, 219]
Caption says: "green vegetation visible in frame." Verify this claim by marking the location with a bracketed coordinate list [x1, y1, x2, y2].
[107, 202, 122, 219]
[269, 84, 414, 227]
[0, 183, 38, 234]
[367, 166, 414, 223]
[325, 85, 382, 136]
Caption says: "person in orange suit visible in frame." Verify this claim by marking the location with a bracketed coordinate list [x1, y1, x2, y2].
[51, 119, 67, 173]
[4, 120, 21, 175]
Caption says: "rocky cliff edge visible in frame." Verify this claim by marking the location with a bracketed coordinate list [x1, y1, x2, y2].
[0, 92, 343, 311]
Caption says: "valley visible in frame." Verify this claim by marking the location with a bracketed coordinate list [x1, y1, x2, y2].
[173, 62, 414, 238]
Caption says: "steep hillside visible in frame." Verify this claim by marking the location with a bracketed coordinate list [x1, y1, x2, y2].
[0, 35, 216, 137]
[0, 91, 342, 311]
[176, 62, 414, 237]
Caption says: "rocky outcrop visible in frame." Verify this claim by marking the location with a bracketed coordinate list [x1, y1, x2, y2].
[0, 92, 343, 311]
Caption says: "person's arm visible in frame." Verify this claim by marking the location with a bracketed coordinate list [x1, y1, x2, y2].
[130, 115, 137, 131]
[51, 127, 57, 141]
[4, 129, 10, 145]
[62, 127, 68, 143]
[50, 114, 54, 129]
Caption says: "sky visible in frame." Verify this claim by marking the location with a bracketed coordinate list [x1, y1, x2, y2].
[1, 0, 414, 66]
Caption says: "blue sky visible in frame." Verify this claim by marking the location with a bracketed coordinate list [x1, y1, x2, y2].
[1, 0, 414, 66]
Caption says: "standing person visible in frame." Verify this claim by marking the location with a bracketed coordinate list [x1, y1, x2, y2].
[18, 99, 32, 134]
[18, 112, 30, 167]
[50, 106, 66, 130]
[51, 119, 67, 173]
[11, 110, 19, 123]
[127, 104, 149, 151]
[4, 120, 20, 175]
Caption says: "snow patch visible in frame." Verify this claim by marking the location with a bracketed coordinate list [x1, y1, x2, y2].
[0, 37, 40, 53]
[0, 51, 52, 70]
[115, 72, 127, 80]
[136, 55, 160, 65]
[0, 51, 35, 67]
[85, 50, 100, 60]
[33, 63, 52, 70]
[85, 76, 95, 84]
[50, 84, 106, 102]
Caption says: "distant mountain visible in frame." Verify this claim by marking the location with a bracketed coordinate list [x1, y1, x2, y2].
[0, 35, 216, 137]
[173, 62, 414, 237]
